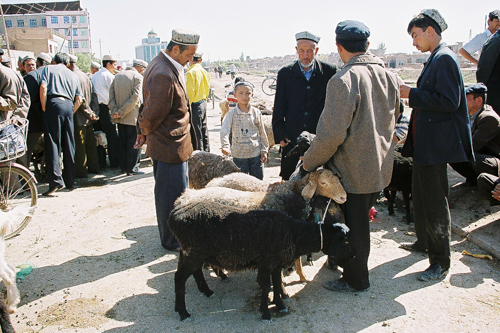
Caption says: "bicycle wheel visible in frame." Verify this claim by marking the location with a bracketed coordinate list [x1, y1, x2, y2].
[0, 165, 37, 239]
[262, 77, 277, 96]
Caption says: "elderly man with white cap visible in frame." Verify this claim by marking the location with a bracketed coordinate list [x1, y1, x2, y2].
[91, 54, 120, 170]
[272, 31, 337, 181]
[137, 29, 198, 251]
[400, 9, 473, 281]
[108, 59, 147, 175]
[90, 61, 101, 75]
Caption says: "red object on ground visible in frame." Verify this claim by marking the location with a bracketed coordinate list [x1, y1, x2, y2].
[369, 207, 377, 221]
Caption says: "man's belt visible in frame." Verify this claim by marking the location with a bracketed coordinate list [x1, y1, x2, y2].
[47, 95, 71, 101]
[191, 99, 206, 105]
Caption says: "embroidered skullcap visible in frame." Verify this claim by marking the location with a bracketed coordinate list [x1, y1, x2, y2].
[37, 52, 52, 64]
[295, 31, 320, 43]
[490, 10, 500, 20]
[420, 9, 448, 32]
[102, 54, 117, 61]
[171, 29, 200, 45]
[90, 61, 101, 69]
[335, 20, 370, 40]
[22, 55, 36, 64]
[465, 83, 487, 94]
[132, 59, 148, 68]
[68, 54, 78, 63]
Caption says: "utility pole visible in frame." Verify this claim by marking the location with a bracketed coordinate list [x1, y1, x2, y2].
[0, 0, 11, 57]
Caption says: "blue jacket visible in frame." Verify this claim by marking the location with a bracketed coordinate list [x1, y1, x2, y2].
[402, 43, 473, 165]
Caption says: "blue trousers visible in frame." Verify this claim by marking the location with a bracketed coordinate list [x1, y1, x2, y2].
[43, 97, 75, 189]
[233, 155, 264, 180]
[152, 159, 189, 249]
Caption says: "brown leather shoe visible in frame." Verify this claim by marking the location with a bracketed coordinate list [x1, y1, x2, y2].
[399, 241, 427, 252]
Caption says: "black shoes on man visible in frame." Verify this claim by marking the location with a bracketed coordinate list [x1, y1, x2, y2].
[418, 263, 449, 281]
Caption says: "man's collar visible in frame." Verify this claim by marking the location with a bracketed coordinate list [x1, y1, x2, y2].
[162, 50, 184, 74]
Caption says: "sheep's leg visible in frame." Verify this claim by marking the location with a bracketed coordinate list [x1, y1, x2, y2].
[403, 190, 413, 223]
[0, 259, 19, 313]
[0, 298, 14, 333]
[256, 268, 272, 322]
[271, 269, 288, 313]
[174, 252, 198, 321]
[387, 190, 396, 215]
[306, 254, 314, 266]
[295, 258, 307, 282]
[193, 269, 214, 297]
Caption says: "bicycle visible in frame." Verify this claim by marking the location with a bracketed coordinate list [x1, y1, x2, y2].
[0, 118, 37, 240]
[262, 75, 277, 96]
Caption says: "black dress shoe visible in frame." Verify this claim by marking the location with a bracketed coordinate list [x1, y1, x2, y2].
[399, 241, 427, 252]
[418, 263, 449, 281]
[42, 185, 63, 196]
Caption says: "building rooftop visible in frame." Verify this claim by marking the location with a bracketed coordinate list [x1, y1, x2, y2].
[1, 1, 81, 15]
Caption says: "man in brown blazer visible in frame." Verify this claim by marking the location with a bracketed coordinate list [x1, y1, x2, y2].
[451, 83, 500, 186]
[137, 29, 199, 251]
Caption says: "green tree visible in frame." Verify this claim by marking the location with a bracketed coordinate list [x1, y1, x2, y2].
[76, 53, 99, 73]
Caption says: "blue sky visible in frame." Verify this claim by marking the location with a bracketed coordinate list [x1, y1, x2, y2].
[4, 0, 499, 61]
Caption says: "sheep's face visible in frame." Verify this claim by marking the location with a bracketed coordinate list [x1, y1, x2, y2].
[325, 223, 355, 264]
[301, 169, 347, 204]
[309, 196, 344, 224]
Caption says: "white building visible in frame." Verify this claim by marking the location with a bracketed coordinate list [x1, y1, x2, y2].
[135, 30, 168, 63]
[0, 1, 92, 54]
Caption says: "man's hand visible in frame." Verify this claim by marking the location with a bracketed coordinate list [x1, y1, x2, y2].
[221, 147, 230, 156]
[400, 85, 412, 99]
[112, 112, 121, 119]
[280, 138, 290, 147]
[260, 153, 267, 164]
[492, 183, 500, 202]
[90, 112, 99, 121]
[134, 134, 146, 148]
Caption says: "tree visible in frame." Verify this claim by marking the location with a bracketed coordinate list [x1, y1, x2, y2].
[76, 53, 99, 73]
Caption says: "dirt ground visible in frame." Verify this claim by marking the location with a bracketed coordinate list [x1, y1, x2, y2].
[4, 72, 500, 332]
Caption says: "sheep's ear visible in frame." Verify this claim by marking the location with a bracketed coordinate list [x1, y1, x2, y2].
[302, 181, 317, 199]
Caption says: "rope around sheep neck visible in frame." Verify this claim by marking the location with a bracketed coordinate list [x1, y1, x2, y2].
[318, 198, 332, 250]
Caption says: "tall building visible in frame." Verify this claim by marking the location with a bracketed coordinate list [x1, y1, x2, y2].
[0, 1, 92, 53]
[135, 30, 168, 63]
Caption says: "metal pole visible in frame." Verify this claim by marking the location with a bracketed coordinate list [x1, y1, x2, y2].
[0, 0, 12, 57]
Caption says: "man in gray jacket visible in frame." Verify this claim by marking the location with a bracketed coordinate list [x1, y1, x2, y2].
[302, 20, 400, 292]
[109, 59, 147, 175]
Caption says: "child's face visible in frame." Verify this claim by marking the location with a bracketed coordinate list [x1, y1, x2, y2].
[235, 86, 253, 105]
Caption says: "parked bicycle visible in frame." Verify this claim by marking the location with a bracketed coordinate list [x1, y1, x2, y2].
[0, 118, 37, 239]
[262, 75, 277, 96]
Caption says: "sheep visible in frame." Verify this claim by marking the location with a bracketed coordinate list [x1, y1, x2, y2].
[384, 144, 413, 223]
[0, 298, 14, 333]
[168, 201, 354, 322]
[187, 151, 241, 189]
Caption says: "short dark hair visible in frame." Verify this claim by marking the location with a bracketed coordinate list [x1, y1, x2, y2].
[470, 92, 486, 104]
[335, 37, 369, 53]
[166, 41, 189, 53]
[53, 52, 69, 65]
[102, 60, 116, 68]
[407, 14, 442, 36]
[234, 76, 245, 84]
[36, 58, 49, 67]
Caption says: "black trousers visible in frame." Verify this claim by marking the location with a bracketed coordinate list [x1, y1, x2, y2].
[43, 97, 75, 189]
[450, 153, 500, 184]
[279, 143, 300, 181]
[95, 104, 119, 168]
[412, 162, 451, 269]
[191, 100, 210, 152]
[339, 191, 379, 290]
[117, 124, 141, 173]
[74, 125, 100, 177]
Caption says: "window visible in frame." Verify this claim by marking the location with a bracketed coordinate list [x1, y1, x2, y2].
[64, 28, 69, 36]
[81, 41, 88, 48]
[41, 18, 46, 26]
[30, 19, 37, 28]
[73, 41, 79, 49]
[51, 16, 58, 24]
[17, 20, 24, 27]
[79, 16, 86, 23]
[81, 28, 87, 36]
[72, 16, 76, 23]
[5, 20, 11, 28]
[64, 16, 69, 24]
[73, 29, 77, 36]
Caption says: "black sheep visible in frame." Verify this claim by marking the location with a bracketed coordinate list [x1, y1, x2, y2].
[168, 201, 354, 322]
[384, 145, 413, 223]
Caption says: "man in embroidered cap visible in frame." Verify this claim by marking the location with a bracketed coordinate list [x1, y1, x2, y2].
[91, 54, 120, 170]
[23, 56, 36, 75]
[302, 20, 400, 292]
[272, 30, 337, 180]
[400, 9, 473, 282]
[108, 59, 147, 175]
[450, 83, 500, 187]
[477, 15, 500, 115]
[459, 10, 500, 66]
[186, 52, 211, 152]
[138, 29, 199, 251]
[90, 61, 101, 75]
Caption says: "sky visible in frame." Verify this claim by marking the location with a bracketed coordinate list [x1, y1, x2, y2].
[4, 0, 499, 62]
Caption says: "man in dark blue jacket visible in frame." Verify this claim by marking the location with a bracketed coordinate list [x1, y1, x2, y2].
[400, 9, 473, 282]
[272, 31, 336, 180]
[477, 29, 500, 115]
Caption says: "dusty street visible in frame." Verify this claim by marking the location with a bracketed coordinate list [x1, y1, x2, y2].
[4, 72, 500, 332]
